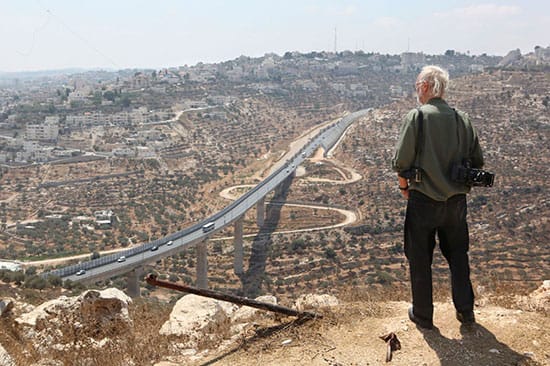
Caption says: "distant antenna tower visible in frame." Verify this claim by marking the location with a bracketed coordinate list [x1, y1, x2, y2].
[334, 27, 337, 53]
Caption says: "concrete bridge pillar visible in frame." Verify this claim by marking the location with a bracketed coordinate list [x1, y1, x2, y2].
[233, 217, 244, 275]
[196, 241, 208, 289]
[256, 196, 265, 227]
[274, 183, 285, 199]
[126, 267, 142, 298]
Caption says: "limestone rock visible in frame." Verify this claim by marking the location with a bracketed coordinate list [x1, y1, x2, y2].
[231, 295, 278, 323]
[159, 294, 238, 349]
[294, 293, 339, 311]
[517, 280, 549, 313]
[0, 343, 15, 366]
[15, 288, 132, 352]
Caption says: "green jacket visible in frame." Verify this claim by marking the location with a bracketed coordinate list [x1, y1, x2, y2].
[392, 98, 484, 201]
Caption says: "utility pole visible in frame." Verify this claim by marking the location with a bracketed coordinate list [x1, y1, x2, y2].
[334, 27, 337, 53]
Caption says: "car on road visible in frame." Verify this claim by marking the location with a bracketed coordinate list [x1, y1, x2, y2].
[117, 256, 126, 263]
[76, 269, 86, 276]
[166, 240, 173, 246]
[150, 245, 158, 251]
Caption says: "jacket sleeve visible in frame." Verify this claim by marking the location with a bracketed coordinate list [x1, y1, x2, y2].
[391, 109, 418, 173]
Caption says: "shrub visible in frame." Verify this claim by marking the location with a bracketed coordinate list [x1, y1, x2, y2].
[24, 275, 49, 290]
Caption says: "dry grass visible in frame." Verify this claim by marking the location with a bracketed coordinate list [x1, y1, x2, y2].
[0, 298, 172, 366]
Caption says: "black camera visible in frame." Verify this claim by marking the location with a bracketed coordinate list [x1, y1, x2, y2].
[451, 159, 495, 187]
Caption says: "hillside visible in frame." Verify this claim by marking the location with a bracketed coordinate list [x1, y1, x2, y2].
[0, 68, 548, 365]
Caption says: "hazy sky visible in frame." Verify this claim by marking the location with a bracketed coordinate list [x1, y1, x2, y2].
[1, 0, 548, 72]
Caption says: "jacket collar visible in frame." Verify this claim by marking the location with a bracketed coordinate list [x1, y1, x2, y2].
[426, 97, 447, 106]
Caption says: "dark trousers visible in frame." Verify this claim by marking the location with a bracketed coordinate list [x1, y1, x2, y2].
[404, 190, 474, 322]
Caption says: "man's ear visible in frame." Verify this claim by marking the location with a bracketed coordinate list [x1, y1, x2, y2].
[421, 82, 429, 93]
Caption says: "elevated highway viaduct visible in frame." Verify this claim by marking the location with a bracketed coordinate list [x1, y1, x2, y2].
[43, 109, 372, 296]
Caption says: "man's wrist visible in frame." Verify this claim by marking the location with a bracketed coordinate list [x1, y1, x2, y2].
[399, 185, 409, 191]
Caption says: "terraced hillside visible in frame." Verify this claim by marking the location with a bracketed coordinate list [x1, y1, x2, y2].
[150, 70, 549, 301]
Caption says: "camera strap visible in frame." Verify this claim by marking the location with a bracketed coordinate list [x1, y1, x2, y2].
[413, 108, 424, 168]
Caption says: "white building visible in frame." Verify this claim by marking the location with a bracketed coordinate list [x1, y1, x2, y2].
[65, 114, 88, 128]
[400, 52, 426, 68]
[132, 73, 150, 89]
[26, 116, 59, 141]
[137, 129, 162, 142]
[0, 261, 22, 271]
[130, 107, 148, 124]
[94, 210, 114, 229]
[112, 147, 135, 157]
[68, 88, 91, 103]
[390, 85, 407, 98]
[94, 210, 114, 221]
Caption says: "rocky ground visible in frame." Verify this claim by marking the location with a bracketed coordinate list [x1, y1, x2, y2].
[0, 281, 548, 366]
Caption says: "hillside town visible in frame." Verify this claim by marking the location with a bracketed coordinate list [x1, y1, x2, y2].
[0, 49, 508, 164]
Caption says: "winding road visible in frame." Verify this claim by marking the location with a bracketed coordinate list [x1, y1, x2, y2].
[31, 109, 370, 279]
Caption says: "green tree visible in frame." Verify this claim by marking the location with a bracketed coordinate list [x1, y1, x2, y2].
[121, 95, 131, 108]
[324, 247, 337, 260]
[103, 90, 116, 102]
[24, 275, 49, 289]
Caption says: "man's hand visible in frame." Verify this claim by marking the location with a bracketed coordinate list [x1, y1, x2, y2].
[398, 175, 409, 200]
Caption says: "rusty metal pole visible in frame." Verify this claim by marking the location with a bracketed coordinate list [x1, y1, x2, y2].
[146, 274, 322, 319]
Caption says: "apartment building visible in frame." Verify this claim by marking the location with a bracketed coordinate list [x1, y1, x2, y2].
[26, 116, 59, 141]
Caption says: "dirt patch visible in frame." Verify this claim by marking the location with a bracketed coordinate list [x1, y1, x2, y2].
[196, 301, 548, 366]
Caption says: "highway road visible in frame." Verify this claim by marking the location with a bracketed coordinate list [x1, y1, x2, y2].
[43, 109, 371, 283]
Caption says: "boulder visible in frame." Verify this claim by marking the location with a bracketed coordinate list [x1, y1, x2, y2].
[231, 295, 278, 323]
[159, 294, 238, 349]
[517, 280, 549, 313]
[294, 293, 339, 311]
[15, 288, 132, 352]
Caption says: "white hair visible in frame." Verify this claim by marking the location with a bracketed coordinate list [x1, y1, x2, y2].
[418, 65, 449, 98]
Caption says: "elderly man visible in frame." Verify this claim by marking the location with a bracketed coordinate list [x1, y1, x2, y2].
[392, 65, 484, 329]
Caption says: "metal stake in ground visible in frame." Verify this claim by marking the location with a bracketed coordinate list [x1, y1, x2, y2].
[145, 273, 322, 319]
